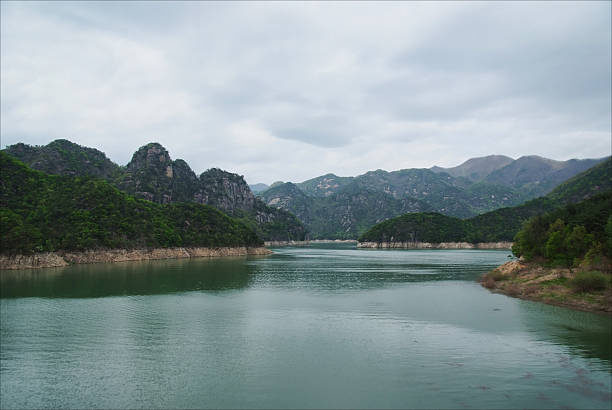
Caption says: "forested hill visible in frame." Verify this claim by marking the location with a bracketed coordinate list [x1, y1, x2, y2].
[359, 158, 612, 244]
[260, 155, 606, 239]
[3, 140, 305, 242]
[0, 153, 262, 254]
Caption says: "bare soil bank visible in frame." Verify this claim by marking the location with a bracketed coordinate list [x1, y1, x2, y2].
[481, 261, 612, 315]
[357, 241, 513, 249]
[0, 247, 272, 270]
[265, 239, 358, 247]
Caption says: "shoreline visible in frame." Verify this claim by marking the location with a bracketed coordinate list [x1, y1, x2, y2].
[0, 246, 272, 270]
[265, 239, 358, 247]
[481, 261, 612, 315]
[357, 241, 513, 249]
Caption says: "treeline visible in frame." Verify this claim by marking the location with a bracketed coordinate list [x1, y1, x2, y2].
[357, 213, 468, 243]
[0, 153, 262, 254]
[358, 191, 611, 248]
[512, 193, 612, 267]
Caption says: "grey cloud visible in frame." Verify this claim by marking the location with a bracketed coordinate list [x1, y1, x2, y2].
[1, 1, 610, 184]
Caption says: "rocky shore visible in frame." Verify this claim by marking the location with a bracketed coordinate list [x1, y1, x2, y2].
[0, 247, 272, 270]
[481, 260, 612, 315]
[357, 241, 513, 249]
[265, 239, 358, 247]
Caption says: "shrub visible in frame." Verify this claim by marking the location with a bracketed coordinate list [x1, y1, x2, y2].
[482, 276, 496, 289]
[570, 271, 609, 293]
[488, 270, 508, 281]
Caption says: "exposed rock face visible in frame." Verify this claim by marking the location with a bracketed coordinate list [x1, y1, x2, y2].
[118, 143, 199, 204]
[357, 241, 513, 249]
[196, 168, 255, 213]
[110, 143, 306, 241]
[0, 252, 69, 269]
[0, 247, 272, 270]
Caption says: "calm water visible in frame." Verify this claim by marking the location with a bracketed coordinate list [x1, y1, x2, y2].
[1, 244, 610, 409]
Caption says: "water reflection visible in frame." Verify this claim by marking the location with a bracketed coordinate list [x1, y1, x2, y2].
[0, 256, 258, 298]
[250, 245, 508, 291]
[518, 300, 612, 364]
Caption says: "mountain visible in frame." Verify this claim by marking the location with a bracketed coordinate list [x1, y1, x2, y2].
[260, 168, 527, 238]
[3, 139, 122, 180]
[482, 156, 606, 197]
[359, 158, 612, 244]
[249, 183, 269, 194]
[431, 155, 514, 182]
[259, 155, 606, 239]
[260, 180, 433, 239]
[117, 143, 198, 204]
[0, 152, 262, 254]
[3, 140, 306, 242]
[297, 173, 354, 197]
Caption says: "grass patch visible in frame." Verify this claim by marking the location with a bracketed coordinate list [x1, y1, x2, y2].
[540, 277, 569, 287]
[569, 271, 610, 293]
[488, 270, 508, 281]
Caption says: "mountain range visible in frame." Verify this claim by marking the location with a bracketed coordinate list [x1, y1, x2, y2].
[358, 158, 612, 244]
[258, 155, 606, 238]
[3, 140, 306, 242]
[3, 140, 608, 241]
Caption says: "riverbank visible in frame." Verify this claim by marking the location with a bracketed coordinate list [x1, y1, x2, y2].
[0, 247, 272, 270]
[265, 239, 358, 247]
[357, 241, 512, 249]
[481, 260, 612, 315]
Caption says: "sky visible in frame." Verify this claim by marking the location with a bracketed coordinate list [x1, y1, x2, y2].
[1, 1, 611, 185]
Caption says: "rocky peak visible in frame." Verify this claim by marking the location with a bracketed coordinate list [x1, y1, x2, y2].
[195, 168, 255, 213]
[127, 143, 172, 172]
[119, 143, 198, 203]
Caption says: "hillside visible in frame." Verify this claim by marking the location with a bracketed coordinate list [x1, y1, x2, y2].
[483, 156, 605, 197]
[3, 140, 306, 242]
[0, 153, 262, 255]
[359, 158, 612, 244]
[431, 155, 514, 182]
[261, 155, 607, 239]
[260, 181, 432, 239]
[3, 139, 122, 180]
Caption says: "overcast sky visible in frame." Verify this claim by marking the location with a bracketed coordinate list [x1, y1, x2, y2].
[1, 1, 610, 184]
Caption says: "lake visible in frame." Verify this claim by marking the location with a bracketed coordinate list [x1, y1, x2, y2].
[1, 244, 610, 409]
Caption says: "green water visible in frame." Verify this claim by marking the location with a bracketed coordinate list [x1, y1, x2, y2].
[1, 244, 610, 409]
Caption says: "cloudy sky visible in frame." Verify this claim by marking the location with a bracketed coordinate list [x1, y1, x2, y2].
[1, 1, 610, 185]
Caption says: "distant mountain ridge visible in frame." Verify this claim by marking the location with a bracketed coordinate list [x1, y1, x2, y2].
[431, 155, 514, 182]
[4, 141, 606, 241]
[257, 154, 607, 238]
[359, 158, 612, 245]
[3, 140, 305, 242]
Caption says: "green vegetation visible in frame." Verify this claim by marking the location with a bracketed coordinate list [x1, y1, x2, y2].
[3, 140, 306, 241]
[569, 271, 610, 293]
[0, 153, 262, 254]
[359, 159, 611, 244]
[357, 213, 467, 243]
[511, 192, 611, 267]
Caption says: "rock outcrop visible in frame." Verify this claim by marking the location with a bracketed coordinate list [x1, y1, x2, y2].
[0, 247, 272, 270]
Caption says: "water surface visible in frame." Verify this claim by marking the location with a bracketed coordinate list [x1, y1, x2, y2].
[1, 244, 610, 409]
